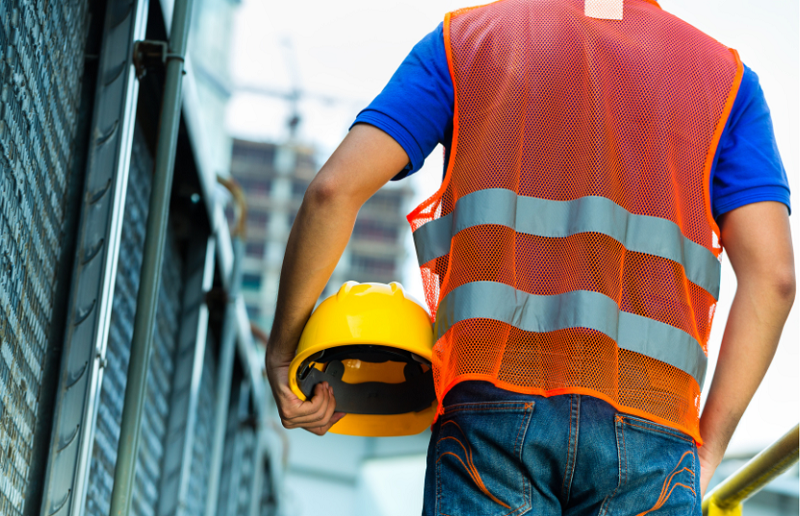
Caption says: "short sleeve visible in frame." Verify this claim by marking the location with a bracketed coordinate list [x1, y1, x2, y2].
[710, 64, 791, 218]
[351, 23, 454, 180]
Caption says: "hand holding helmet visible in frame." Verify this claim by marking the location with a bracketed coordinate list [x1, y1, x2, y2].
[270, 281, 437, 437]
[266, 351, 345, 436]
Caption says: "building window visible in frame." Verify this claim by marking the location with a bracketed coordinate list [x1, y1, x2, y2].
[237, 177, 271, 196]
[233, 143, 276, 167]
[242, 273, 262, 291]
[295, 152, 316, 170]
[366, 193, 401, 214]
[247, 209, 269, 228]
[350, 256, 395, 276]
[352, 219, 399, 243]
[246, 242, 265, 258]
[291, 180, 309, 197]
[246, 304, 261, 319]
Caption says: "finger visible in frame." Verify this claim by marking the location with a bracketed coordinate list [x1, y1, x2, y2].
[318, 385, 338, 425]
[294, 382, 333, 423]
[281, 381, 328, 411]
[305, 411, 347, 436]
[284, 381, 329, 413]
[285, 387, 341, 431]
[280, 394, 327, 428]
[281, 383, 333, 427]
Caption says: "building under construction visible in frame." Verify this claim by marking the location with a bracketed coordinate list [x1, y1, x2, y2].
[227, 138, 413, 334]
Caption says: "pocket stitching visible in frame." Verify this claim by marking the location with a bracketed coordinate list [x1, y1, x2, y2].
[622, 419, 694, 444]
[634, 450, 698, 516]
[612, 419, 698, 516]
[436, 403, 534, 516]
[443, 401, 534, 416]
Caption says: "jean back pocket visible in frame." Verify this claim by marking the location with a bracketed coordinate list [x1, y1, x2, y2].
[603, 414, 699, 516]
[435, 401, 534, 516]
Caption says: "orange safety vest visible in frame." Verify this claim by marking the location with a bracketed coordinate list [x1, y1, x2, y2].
[408, 0, 743, 442]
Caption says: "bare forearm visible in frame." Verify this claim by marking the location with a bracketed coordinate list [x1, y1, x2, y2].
[263, 125, 409, 434]
[699, 279, 794, 459]
[698, 201, 795, 483]
[265, 125, 409, 367]
[267, 193, 359, 363]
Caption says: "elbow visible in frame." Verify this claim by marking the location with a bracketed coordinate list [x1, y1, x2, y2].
[303, 174, 364, 216]
[737, 262, 796, 311]
[762, 262, 797, 310]
[304, 175, 342, 208]
[774, 267, 796, 307]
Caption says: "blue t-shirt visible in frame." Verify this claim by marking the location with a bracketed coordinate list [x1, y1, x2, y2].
[354, 23, 791, 219]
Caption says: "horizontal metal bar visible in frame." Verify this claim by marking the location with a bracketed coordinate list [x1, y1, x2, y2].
[703, 424, 799, 516]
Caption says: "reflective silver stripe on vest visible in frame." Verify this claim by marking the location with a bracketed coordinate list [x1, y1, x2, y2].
[436, 281, 708, 387]
[413, 189, 721, 299]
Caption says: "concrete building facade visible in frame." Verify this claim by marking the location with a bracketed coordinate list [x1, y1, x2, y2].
[228, 138, 414, 334]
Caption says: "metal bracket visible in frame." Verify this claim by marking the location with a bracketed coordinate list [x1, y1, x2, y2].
[133, 40, 185, 79]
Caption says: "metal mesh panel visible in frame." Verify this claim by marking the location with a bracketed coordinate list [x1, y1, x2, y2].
[0, 1, 89, 515]
[84, 127, 185, 516]
[183, 336, 217, 516]
[217, 380, 256, 516]
[259, 460, 276, 516]
[133, 225, 183, 516]
[235, 427, 256, 516]
[217, 398, 238, 515]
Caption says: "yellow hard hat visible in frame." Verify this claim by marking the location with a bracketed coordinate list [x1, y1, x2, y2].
[288, 281, 436, 437]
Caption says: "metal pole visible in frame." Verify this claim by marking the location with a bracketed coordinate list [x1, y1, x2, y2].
[703, 424, 799, 516]
[108, 0, 194, 514]
[206, 177, 248, 516]
[205, 237, 245, 516]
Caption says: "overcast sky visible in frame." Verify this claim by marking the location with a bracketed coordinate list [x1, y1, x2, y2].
[226, 0, 799, 454]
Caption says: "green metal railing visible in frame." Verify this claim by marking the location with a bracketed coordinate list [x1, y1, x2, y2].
[702, 424, 799, 516]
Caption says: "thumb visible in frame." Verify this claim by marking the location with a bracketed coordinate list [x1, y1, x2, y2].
[307, 412, 347, 436]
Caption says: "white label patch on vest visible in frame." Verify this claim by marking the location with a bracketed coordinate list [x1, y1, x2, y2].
[585, 0, 624, 20]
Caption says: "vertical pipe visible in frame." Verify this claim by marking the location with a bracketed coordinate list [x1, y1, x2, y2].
[205, 237, 245, 516]
[108, 0, 194, 514]
[248, 434, 266, 516]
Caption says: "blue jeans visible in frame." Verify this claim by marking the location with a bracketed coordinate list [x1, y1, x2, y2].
[422, 382, 701, 516]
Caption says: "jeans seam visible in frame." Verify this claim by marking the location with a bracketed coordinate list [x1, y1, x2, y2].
[599, 417, 625, 516]
[562, 395, 580, 505]
[562, 395, 573, 501]
[621, 419, 694, 444]
[443, 401, 533, 415]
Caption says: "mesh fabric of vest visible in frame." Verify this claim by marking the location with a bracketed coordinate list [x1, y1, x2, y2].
[407, 0, 743, 442]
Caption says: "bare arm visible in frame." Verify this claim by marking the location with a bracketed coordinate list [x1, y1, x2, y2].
[698, 201, 795, 495]
[266, 124, 410, 435]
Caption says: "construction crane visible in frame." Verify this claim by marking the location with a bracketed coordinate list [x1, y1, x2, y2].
[235, 37, 365, 140]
